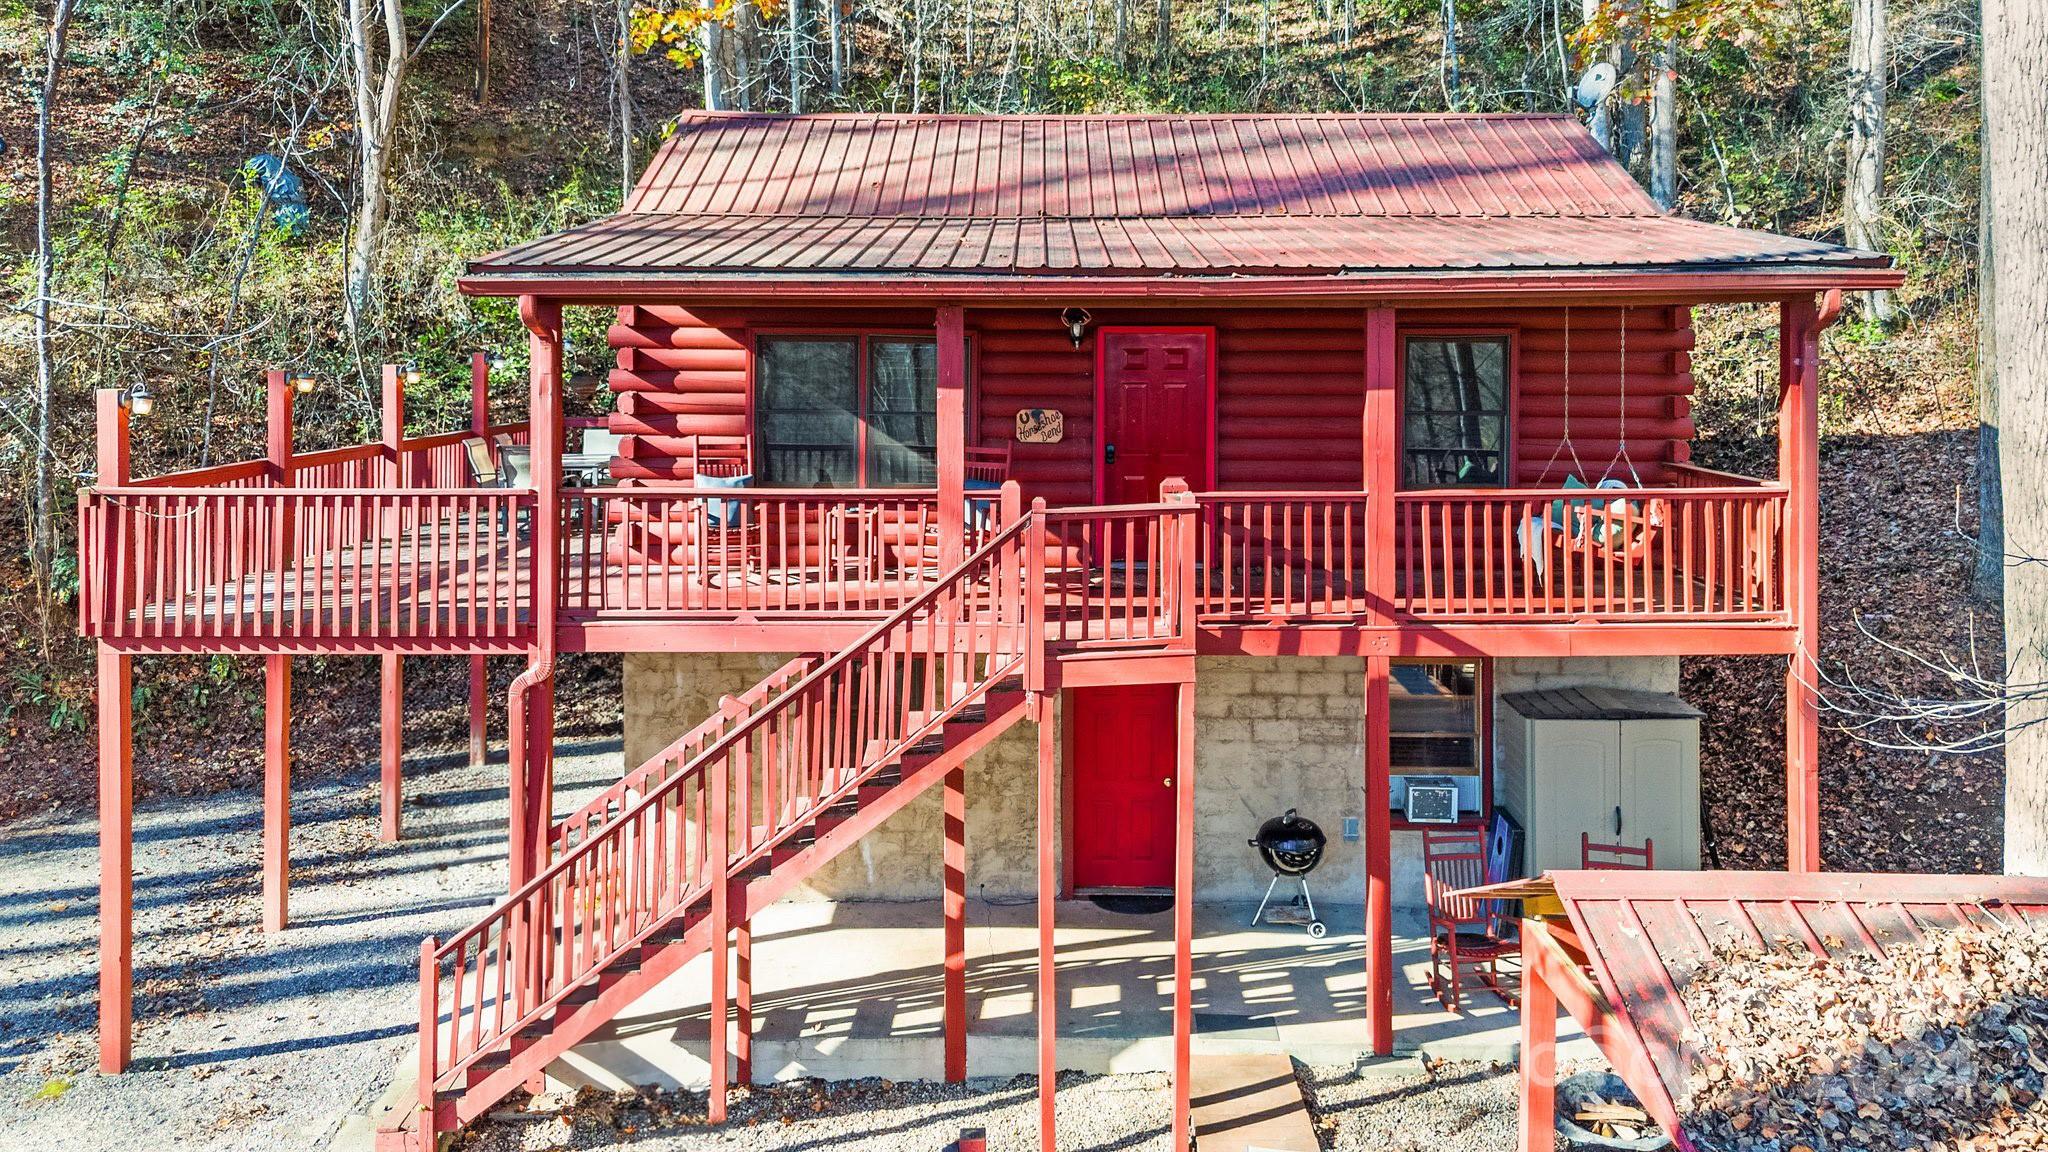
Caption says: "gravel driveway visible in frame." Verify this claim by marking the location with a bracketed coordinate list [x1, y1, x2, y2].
[0, 736, 620, 1152]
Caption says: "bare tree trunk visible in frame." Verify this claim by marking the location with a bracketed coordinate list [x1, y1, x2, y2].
[1582, 0, 1613, 149]
[1440, 0, 1460, 108]
[1648, 7, 1677, 209]
[787, 0, 803, 112]
[1845, 0, 1893, 321]
[1991, 0, 2048, 873]
[1114, 0, 1128, 67]
[703, 14, 732, 109]
[1978, 127, 2005, 602]
[30, 0, 80, 633]
[345, 0, 411, 323]
[616, 0, 635, 195]
[1155, 0, 1170, 62]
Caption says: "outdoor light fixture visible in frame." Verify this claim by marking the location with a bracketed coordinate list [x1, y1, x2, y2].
[485, 351, 506, 374]
[124, 379, 156, 417]
[401, 362, 423, 386]
[1060, 307, 1093, 349]
[291, 372, 317, 394]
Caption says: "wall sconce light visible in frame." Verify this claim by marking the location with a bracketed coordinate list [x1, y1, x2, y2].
[485, 351, 506, 374]
[291, 372, 317, 395]
[1060, 307, 1093, 350]
[401, 362, 423, 386]
[123, 379, 156, 417]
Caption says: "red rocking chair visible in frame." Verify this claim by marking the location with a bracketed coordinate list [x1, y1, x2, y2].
[1423, 827, 1520, 1011]
[1581, 833, 1655, 870]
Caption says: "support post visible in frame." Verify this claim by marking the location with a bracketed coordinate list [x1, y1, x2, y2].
[943, 764, 968, 1083]
[736, 918, 753, 1085]
[1517, 920, 1559, 1152]
[97, 643, 133, 1073]
[1361, 305, 1400, 1057]
[1778, 296, 1823, 873]
[381, 652, 403, 841]
[1363, 655, 1395, 1056]
[469, 352, 491, 771]
[936, 304, 967, 571]
[1171, 679, 1197, 1152]
[709, 754, 730, 1125]
[509, 297, 564, 892]
[1035, 692, 1058, 1151]
[264, 655, 292, 932]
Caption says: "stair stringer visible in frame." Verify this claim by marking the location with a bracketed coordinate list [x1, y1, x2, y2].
[417, 685, 1033, 1140]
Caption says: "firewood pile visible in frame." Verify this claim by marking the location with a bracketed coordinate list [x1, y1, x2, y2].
[1676, 920, 2048, 1151]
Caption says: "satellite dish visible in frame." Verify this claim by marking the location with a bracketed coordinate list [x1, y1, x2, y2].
[1574, 62, 1618, 110]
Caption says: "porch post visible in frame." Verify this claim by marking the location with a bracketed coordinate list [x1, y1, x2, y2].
[1778, 296, 1823, 873]
[1171, 679, 1197, 1152]
[265, 371, 294, 931]
[98, 643, 134, 1073]
[380, 365, 407, 842]
[469, 351, 491, 771]
[509, 296, 564, 891]
[943, 765, 968, 1082]
[1035, 691, 1057, 1151]
[96, 389, 134, 1074]
[1517, 920, 1558, 1152]
[936, 304, 967, 571]
[1361, 305, 1399, 1057]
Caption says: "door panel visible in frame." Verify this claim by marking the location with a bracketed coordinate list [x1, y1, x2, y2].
[1069, 684, 1180, 889]
[1538, 720, 1621, 872]
[1100, 330, 1211, 504]
[1620, 720, 1697, 868]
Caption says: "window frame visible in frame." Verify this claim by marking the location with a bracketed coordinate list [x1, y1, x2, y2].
[1387, 656, 1494, 832]
[747, 327, 970, 489]
[1396, 331, 1518, 491]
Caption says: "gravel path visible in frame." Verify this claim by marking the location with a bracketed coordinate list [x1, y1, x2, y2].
[0, 735, 620, 1152]
[453, 1060, 1564, 1152]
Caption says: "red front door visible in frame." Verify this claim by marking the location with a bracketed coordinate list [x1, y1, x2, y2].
[1069, 684, 1179, 890]
[1099, 329, 1212, 503]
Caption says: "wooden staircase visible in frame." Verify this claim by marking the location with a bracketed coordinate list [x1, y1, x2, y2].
[377, 516, 1047, 1151]
[375, 492, 1201, 1151]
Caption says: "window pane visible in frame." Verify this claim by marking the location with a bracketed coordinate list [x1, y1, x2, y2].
[1390, 661, 1482, 798]
[868, 340, 939, 487]
[757, 338, 858, 486]
[1403, 338, 1508, 487]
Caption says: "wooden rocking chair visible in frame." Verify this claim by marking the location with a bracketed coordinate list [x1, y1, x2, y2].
[1423, 827, 1520, 1011]
[1581, 833, 1655, 870]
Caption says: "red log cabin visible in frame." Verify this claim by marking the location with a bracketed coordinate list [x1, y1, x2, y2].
[77, 112, 1899, 1150]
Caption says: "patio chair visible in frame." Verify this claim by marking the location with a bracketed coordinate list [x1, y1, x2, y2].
[461, 436, 502, 487]
[1423, 827, 1519, 1012]
[895, 444, 1014, 578]
[1581, 833, 1655, 870]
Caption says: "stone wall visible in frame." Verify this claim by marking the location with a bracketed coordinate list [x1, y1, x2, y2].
[619, 652, 1681, 905]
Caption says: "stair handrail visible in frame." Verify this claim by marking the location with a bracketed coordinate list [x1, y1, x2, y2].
[413, 509, 1041, 1133]
[546, 654, 819, 853]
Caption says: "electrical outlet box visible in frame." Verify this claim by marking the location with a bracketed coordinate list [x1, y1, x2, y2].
[1342, 817, 1361, 842]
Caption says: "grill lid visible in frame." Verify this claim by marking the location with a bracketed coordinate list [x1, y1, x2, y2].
[1249, 808, 1327, 876]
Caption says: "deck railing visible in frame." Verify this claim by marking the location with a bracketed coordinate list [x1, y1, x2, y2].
[1190, 492, 1372, 622]
[557, 486, 1016, 619]
[80, 487, 532, 644]
[1036, 493, 1199, 649]
[1393, 483, 1789, 620]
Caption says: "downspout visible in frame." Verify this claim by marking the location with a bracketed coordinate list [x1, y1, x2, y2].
[508, 294, 564, 891]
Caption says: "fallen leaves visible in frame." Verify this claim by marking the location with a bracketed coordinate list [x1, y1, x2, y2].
[1679, 921, 2048, 1152]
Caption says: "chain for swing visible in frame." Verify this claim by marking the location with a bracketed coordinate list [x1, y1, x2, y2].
[1540, 304, 1591, 486]
[1602, 305, 1644, 487]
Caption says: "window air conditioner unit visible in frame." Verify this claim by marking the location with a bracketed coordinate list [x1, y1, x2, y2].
[1403, 776, 1463, 824]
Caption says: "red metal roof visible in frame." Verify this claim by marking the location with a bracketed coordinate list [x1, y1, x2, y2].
[462, 112, 1895, 292]
[1540, 870, 2048, 1148]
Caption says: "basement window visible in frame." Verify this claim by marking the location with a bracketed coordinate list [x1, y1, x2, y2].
[755, 335, 941, 488]
[1390, 660, 1486, 821]
[1402, 337, 1509, 488]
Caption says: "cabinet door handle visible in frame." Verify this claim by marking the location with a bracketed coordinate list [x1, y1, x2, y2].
[1614, 805, 1624, 836]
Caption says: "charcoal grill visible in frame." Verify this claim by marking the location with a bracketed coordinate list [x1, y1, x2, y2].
[1248, 808, 1328, 939]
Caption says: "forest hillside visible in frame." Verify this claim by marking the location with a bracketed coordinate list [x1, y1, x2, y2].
[0, 0, 1994, 870]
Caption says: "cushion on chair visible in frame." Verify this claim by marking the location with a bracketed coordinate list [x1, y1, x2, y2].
[697, 472, 751, 526]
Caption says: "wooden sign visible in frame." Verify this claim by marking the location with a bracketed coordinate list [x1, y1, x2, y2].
[1015, 408, 1063, 444]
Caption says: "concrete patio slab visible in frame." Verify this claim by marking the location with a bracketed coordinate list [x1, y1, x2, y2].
[550, 899, 1593, 1091]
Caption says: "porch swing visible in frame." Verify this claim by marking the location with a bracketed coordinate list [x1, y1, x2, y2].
[1521, 306, 1668, 575]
